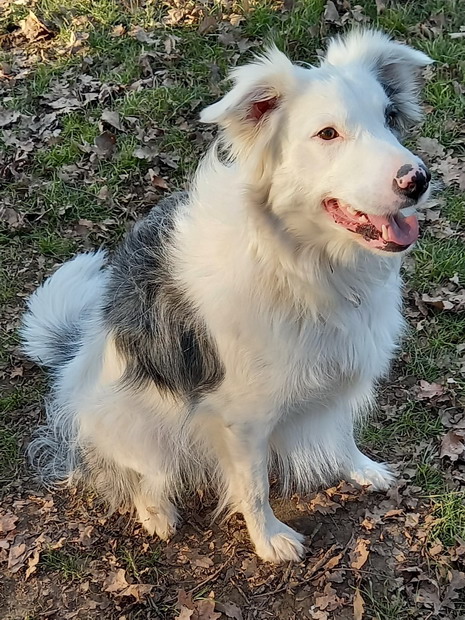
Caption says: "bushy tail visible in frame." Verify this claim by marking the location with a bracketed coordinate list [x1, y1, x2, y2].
[21, 251, 108, 370]
[22, 251, 109, 485]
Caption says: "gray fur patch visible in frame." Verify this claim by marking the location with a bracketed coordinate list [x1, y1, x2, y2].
[104, 193, 225, 400]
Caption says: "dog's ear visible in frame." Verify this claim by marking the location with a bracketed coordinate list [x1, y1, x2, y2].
[324, 30, 433, 128]
[200, 46, 296, 161]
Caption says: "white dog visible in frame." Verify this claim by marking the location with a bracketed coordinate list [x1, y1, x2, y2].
[22, 30, 432, 563]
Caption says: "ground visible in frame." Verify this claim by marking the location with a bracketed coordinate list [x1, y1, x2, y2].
[0, 1, 464, 618]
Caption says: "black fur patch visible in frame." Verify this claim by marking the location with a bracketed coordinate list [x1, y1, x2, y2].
[104, 193, 225, 400]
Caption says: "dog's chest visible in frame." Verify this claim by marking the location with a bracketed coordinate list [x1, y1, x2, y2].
[259, 284, 403, 401]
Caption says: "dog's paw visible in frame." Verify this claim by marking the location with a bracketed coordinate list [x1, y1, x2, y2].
[348, 457, 395, 491]
[135, 498, 179, 540]
[253, 522, 306, 563]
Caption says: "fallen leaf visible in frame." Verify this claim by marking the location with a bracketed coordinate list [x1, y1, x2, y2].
[19, 12, 52, 41]
[112, 24, 126, 37]
[95, 131, 116, 157]
[215, 602, 243, 620]
[134, 145, 158, 160]
[0, 109, 20, 128]
[0, 513, 18, 534]
[129, 26, 158, 45]
[191, 555, 213, 569]
[25, 549, 40, 580]
[324, 1, 341, 24]
[416, 137, 446, 161]
[150, 175, 169, 190]
[440, 430, 465, 461]
[418, 380, 444, 399]
[101, 109, 123, 131]
[176, 608, 194, 620]
[194, 598, 222, 620]
[422, 293, 454, 311]
[198, 16, 218, 35]
[353, 588, 365, 620]
[350, 538, 370, 571]
[7, 542, 27, 573]
[104, 568, 130, 593]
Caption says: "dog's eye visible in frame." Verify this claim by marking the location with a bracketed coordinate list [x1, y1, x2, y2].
[317, 127, 339, 141]
[385, 109, 397, 128]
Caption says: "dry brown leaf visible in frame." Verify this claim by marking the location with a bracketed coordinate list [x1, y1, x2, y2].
[416, 137, 446, 161]
[0, 512, 18, 534]
[324, 1, 341, 24]
[7, 542, 27, 573]
[198, 16, 218, 35]
[421, 293, 454, 311]
[350, 538, 370, 570]
[176, 608, 194, 620]
[440, 430, 465, 461]
[19, 12, 52, 41]
[129, 26, 158, 45]
[0, 109, 20, 128]
[308, 492, 341, 515]
[215, 601, 243, 620]
[191, 555, 213, 569]
[101, 109, 123, 131]
[194, 598, 222, 620]
[417, 380, 444, 399]
[104, 568, 130, 593]
[25, 549, 40, 580]
[95, 131, 116, 157]
[353, 588, 365, 620]
[112, 24, 126, 37]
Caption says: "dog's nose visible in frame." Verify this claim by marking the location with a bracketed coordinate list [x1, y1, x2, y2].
[394, 164, 430, 201]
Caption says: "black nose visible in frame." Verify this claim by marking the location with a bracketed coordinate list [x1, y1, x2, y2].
[394, 164, 431, 202]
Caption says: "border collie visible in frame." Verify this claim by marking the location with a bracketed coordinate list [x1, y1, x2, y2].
[22, 30, 433, 563]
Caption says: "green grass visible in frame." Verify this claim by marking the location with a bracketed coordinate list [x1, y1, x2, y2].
[40, 548, 89, 579]
[362, 582, 413, 619]
[0, 427, 20, 485]
[415, 463, 445, 494]
[429, 492, 465, 547]
[411, 236, 465, 291]
[360, 402, 443, 451]
[117, 545, 164, 581]
[403, 313, 465, 381]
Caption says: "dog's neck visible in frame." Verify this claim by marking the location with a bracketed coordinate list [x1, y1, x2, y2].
[245, 184, 401, 315]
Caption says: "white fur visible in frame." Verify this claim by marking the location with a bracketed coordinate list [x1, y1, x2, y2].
[23, 30, 432, 563]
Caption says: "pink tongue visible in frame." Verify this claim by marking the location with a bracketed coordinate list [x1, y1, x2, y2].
[366, 213, 419, 246]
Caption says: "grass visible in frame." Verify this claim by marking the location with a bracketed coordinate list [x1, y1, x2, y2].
[118, 545, 164, 581]
[360, 401, 443, 451]
[40, 548, 89, 579]
[403, 313, 465, 381]
[0, 0, 464, 614]
[362, 582, 413, 619]
[415, 462, 446, 494]
[429, 492, 465, 547]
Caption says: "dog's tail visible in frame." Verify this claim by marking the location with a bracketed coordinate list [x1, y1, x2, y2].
[22, 251, 109, 484]
[21, 251, 108, 370]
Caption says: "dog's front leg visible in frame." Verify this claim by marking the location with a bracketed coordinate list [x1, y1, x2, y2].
[220, 421, 305, 563]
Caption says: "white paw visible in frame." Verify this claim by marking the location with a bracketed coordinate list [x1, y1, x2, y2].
[135, 498, 179, 540]
[348, 457, 395, 491]
[253, 521, 306, 563]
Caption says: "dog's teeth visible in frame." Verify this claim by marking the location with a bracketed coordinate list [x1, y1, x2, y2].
[381, 224, 389, 241]
[346, 206, 358, 216]
[360, 214, 369, 222]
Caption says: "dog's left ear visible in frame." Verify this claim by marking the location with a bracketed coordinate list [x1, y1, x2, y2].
[200, 46, 297, 161]
[324, 30, 433, 128]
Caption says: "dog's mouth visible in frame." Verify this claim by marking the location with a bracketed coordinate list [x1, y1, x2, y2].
[323, 199, 419, 252]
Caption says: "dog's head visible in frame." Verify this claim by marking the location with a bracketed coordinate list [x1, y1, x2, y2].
[201, 30, 433, 256]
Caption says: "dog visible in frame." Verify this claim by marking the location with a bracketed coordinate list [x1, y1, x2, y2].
[22, 30, 433, 563]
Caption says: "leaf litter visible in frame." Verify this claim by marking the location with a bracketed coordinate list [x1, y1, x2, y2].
[1, 1, 465, 618]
